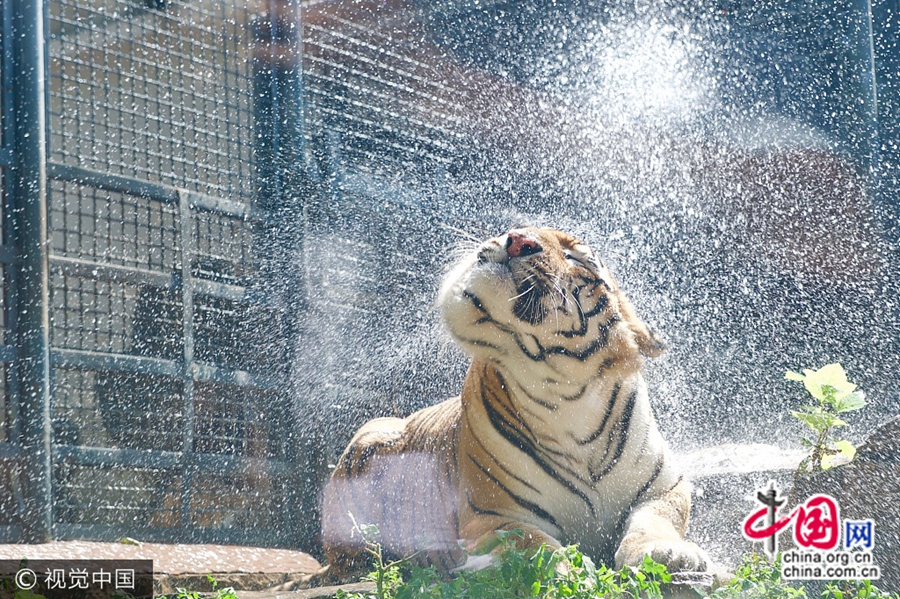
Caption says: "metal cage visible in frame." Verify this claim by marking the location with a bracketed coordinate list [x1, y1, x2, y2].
[2, 0, 306, 547]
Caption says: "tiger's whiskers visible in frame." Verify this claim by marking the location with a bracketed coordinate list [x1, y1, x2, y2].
[439, 223, 487, 244]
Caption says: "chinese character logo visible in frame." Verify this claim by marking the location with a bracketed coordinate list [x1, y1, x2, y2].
[115, 568, 135, 589]
[845, 520, 875, 550]
[743, 480, 788, 559]
[794, 495, 840, 550]
[742, 480, 843, 558]
[69, 568, 89, 589]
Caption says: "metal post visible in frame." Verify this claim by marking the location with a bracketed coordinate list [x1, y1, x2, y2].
[871, 0, 900, 246]
[11, 0, 52, 542]
[855, 0, 880, 180]
[178, 190, 196, 534]
[252, 0, 311, 547]
[253, 0, 306, 214]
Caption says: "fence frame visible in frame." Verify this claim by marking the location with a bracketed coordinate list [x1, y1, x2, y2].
[2, 0, 310, 547]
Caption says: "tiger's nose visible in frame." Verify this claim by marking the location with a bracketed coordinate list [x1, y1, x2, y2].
[506, 231, 541, 258]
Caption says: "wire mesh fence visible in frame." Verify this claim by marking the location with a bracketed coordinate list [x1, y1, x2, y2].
[2, 0, 304, 546]
[48, 0, 257, 201]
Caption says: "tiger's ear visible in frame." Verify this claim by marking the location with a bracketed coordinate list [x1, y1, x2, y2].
[617, 291, 667, 358]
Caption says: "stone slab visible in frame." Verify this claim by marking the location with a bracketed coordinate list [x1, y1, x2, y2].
[0, 540, 322, 594]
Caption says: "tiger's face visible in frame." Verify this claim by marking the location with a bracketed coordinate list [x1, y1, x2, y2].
[439, 227, 664, 384]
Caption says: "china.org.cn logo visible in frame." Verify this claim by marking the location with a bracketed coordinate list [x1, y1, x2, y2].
[742, 481, 880, 580]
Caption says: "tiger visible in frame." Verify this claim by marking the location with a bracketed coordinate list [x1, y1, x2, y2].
[320, 226, 710, 579]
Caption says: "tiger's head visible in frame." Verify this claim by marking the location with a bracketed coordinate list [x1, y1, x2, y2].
[439, 227, 664, 390]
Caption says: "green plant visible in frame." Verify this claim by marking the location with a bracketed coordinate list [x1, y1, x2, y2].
[710, 553, 806, 599]
[708, 553, 898, 599]
[335, 515, 409, 599]
[172, 574, 239, 599]
[399, 544, 671, 599]
[786, 363, 866, 476]
[339, 534, 900, 599]
[822, 579, 900, 599]
[340, 528, 672, 599]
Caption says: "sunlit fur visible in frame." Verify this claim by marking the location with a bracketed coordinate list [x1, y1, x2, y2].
[321, 227, 709, 578]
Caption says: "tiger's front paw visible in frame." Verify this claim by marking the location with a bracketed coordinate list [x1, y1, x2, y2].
[616, 539, 711, 573]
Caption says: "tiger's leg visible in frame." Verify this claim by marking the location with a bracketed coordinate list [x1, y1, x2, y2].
[459, 514, 563, 559]
[321, 418, 407, 582]
[614, 478, 710, 572]
[322, 409, 464, 580]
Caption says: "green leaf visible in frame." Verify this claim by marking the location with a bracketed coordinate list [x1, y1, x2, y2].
[471, 534, 503, 556]
[791, 409, 828, 431]
[791, 408, 848, 431]
[800, 364, 857, 402]
[835, 391, 867, 414]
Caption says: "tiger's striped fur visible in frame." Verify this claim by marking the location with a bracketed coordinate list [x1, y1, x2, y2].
[321, 227, 709, 578]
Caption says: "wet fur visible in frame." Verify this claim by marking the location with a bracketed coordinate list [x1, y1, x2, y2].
[321, 227, 709, 579]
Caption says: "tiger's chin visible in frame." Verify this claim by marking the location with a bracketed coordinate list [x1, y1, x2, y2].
[439, 236, 576, 362]
[438, 253, 516, 342]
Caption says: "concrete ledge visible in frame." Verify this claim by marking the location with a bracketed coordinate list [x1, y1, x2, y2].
[0, 540, 322, 595]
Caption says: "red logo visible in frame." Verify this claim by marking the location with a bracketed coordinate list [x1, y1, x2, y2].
[742, 481, 841, 558]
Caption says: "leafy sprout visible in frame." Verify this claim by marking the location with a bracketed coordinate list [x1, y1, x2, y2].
[786, 363, 866, 476]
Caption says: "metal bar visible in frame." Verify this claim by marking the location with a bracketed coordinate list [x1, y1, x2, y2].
[0, 149, 12, 166]
[47, 163, 273, 223]
[50, 255, 269, 307]
[191, 278, 279, 306]
[2, 0, 13, 152]
[0, 345, 17, 362]
[192, 278, 252, 303]
[53, 444, 181, 470]
[0, 245, 17, 265]
[2, 0, 24, 535]
[178, 189, 196, 529]
[325, 130, 344, 206]
[191, 362, 283, 390]
[52, 443, 292, 476]
[52, 348, 284, 392]
[47, 162, 178, 204]
[10, 0, 52, 542]
[872, 0, 900, 246]
[190, 453, 292, 476]
[0, 442, 20, 461]
[50, 348, 181, 378]
[184, 190, 269, 223]
[50, 255, 174, 288]
[856, 0, 880, 178]
[253, 0, 308, 547]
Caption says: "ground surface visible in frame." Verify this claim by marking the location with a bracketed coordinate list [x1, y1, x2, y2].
[0, 540, 331, 595]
